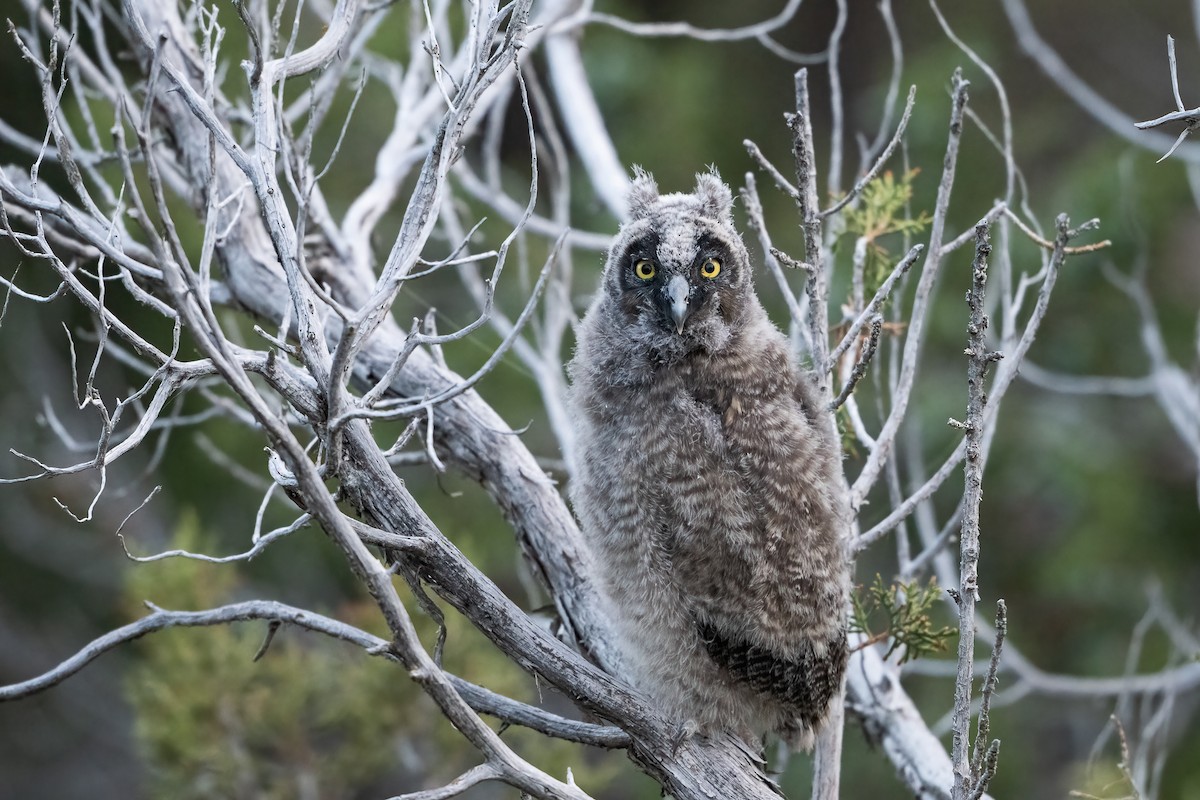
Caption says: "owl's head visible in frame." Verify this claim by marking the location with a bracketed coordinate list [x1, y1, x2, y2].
[601, 169, 756, 357]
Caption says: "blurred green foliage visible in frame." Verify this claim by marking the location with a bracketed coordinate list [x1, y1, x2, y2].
[121, 513, 640, 798]
[124, 515, 416, 799]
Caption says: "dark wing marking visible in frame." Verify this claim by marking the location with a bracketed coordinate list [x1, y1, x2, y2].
[698, 622, 848, 729]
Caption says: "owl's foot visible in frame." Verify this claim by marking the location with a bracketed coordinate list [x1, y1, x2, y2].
[669, 718, 702, 755]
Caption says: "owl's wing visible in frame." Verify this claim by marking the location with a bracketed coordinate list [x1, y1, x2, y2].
[697, 620, 847, 729]
[790, 366, 830, 429]
[688, 366, 847, 725]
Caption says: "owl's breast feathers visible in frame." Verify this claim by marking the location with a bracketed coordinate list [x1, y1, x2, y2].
[668, 327, 850, 715]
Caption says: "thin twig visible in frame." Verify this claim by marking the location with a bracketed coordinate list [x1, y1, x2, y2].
[740, 174, 807, 343]
[564, 0, 804, 42]
[831, 314, 883, 411]
[970, 600, 1007, 782]
[388, 764, 501, 800]
[788, 68, 832, 396]
[1003, 206, 1110, 253]
[821, 84, 917, 218]
[950, 221, 1001, 800]
[850, 69, 970, 509]
[826, 243, 923, 373]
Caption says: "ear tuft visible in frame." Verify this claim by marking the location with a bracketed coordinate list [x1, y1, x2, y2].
[694, 168, 734, 224]
[627, 166, 660, 220]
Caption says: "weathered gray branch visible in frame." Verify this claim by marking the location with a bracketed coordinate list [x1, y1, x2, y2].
[948, 222, 1003, 800]
[0, 598, 626, 749]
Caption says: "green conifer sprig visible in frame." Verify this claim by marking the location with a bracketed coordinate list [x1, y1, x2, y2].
[850, 573, 955, 664]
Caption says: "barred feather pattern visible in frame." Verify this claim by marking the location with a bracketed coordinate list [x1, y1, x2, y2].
[567, 169, 852, 749]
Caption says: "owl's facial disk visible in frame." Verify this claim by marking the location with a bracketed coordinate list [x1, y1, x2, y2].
[627, 258, 721, 336]
[619, 235, 729, 338]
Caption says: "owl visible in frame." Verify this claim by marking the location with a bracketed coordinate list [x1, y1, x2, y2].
[566, 169, 851, 749]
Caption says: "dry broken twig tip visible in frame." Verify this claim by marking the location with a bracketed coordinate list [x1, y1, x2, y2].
[1003, 207, 1110, 254]
[1135, 35, 1200, 162]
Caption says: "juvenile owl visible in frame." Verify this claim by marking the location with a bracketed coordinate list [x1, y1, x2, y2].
[567, 169, 851, 749]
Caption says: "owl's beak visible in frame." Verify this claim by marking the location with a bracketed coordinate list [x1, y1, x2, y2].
[665, 275, 691, 334]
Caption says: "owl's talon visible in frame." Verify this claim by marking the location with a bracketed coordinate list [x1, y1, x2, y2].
[669, 718, 701, 755]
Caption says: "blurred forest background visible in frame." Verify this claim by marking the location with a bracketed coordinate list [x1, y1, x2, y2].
[0, 1, 1198, 798]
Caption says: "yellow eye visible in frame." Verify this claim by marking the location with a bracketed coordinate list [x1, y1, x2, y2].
[634, 259, 656, 280]
[700, 257, 721, 279]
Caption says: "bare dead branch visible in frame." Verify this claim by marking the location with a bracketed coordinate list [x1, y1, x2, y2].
[821, 84, 917, 219]
[445, 675, 630, 750]
[950, 221, 1002, 800]
[1000, 0, 1200, 161]
[388, 764, 503, 800]
[851, 68, 970, 510]
[543, 31, 627, 220]
[740, 174, 807, 346]
[789, 68, 833, 395]
[970, 601, 1007, 783]
[830, 314, 884, 411]
[826, 243, 923, 373]
[1003, 206, 1111, 253]
[561, 0, 804, 43]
